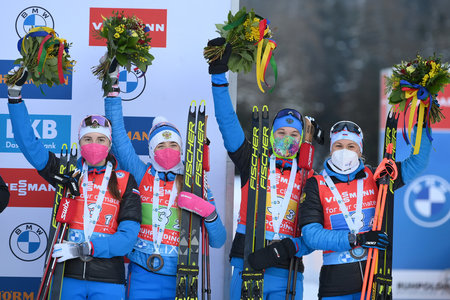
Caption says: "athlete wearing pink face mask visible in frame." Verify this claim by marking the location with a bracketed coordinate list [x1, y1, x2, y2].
[103, 63, 226, 299]
[7, 67, 142, 300]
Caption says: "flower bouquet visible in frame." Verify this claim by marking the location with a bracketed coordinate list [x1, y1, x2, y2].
[204, 7, 277, 93]
[6, 27, 75, 88]
[92, 11, 154, 96]
[385, 54, 450, 154]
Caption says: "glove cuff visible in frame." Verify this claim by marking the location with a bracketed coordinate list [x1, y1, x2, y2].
[209, 64, 229, 75]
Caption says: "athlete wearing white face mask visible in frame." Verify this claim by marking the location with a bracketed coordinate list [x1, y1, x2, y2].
[298, 120, 432, 300]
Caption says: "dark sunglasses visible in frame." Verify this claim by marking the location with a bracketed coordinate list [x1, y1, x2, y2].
[330, 121, 363, 137]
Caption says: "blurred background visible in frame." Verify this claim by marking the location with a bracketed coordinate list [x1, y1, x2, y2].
[235, 0, 450, 167]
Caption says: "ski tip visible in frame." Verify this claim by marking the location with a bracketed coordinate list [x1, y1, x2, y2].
[190, 100, 197, 107]
[71, 143, 78, 155]
[262, 105, 269, 112]
[252, 106, 259, 112]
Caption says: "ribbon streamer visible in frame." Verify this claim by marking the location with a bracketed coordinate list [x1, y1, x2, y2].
[255, 19, 277, 93]
[399, 80, 432, 155]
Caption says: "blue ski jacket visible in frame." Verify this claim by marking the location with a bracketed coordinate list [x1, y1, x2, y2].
[8, 100, 141, 284]
[104, 96, 226, 276]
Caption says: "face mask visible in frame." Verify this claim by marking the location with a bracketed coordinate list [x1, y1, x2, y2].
[80, 143, 109, 165]
[154, 148, 181, 170]
[329, 149, 360, 174]
[273, 136, 300, 158]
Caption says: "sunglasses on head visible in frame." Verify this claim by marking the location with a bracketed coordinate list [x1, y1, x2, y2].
[330, 121, 363, 137]
[81, 115, 111, 128]
[273, 108, 304, 126]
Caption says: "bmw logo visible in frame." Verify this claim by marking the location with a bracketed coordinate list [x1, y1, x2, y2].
[118, 64, 147, 101]
[15, 6, 55, 38]
[404, 175, 450, 228]
[9, 223, 48, 261]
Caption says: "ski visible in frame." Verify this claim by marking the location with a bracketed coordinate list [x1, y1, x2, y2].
[176, 100, 206, 300]
[241, 105, 269, 300]
[373, 109, 399, 300]
[49, 143, 78, 300]
[37, 143, 77, 300]
[361, 108, 399, 300]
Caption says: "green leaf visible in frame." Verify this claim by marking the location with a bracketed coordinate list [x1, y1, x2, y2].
[115, 52, 128, 66]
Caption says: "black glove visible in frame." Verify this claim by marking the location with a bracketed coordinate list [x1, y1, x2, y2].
[207, 37, 232, 74]
[53, 170, 81, 197]
[8, 66, 29, 101]
[248, 238, 297, 270]
[355, 231, 389, 250]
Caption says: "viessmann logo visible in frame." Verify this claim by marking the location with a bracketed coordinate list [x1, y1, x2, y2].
[1, 168, 56, 208]
[124, 116, 154, 155]
[89, 7, 167, 47]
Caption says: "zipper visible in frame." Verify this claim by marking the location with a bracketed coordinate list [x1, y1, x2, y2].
[83, 261, 87, 279]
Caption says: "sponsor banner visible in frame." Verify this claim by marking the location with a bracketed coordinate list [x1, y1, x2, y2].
[123, 116, 154, 155]
[0, 60, 73, 100]
[0, 277, 39, 300]
[379, 69, 450, 130]
[377, 132, 450, 270]
[0, 113, 71, 153]
[0, 207, 51, 277]
[393, 270, 450, 300]
[1, 168, 55, 208]
[89, 7, 167, 47]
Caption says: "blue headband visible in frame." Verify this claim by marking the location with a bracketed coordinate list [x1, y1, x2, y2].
[272, 115, 303, 133]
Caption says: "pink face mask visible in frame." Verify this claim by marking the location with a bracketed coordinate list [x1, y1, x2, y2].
[80, 143, 109, 165]
[154, 148, 181, 170]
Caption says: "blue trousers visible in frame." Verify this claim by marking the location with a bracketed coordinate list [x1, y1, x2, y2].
[230, 265, 304, 300]
[61, 277, 125, 300]
[126, 262, 176, 300]
[322, 292, 361, 300]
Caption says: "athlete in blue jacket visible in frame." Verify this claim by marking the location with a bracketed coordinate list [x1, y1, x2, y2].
[207, 37, 315, 300]
[299, 120, 431, 299]
[103, 61, 226, 300]
[7, 69, 142, 299]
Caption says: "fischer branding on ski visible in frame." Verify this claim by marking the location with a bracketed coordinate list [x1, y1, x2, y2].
[176, 100, 207, 300]
[241, 105, 269, 300]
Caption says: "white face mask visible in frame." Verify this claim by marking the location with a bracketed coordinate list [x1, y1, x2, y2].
[329, 149, 360, 174]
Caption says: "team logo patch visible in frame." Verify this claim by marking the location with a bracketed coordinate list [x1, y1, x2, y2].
[118, 66, 146, 101]
[15, 6, 54, 37]
[162, 131, 172, 140]
[116, 171, 125, 178]
[9, 223, 48, 261]
[404, 175, 450, 228]
[286, 118, 294, 124]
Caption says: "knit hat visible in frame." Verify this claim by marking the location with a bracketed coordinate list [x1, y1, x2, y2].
[329, 121, 363, 152]
[148, 116, 184, 173]
[78, 115, 112, 142]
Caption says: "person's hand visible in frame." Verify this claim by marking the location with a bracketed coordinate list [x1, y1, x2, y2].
[354, 231, 389, 250]
[248, 238, 297, 270]
[52, 241, 91, 263]
[207, 37, 232, 74]
[177, 191, 216, 219]
[8, 66, 28, 100]
[53, 169, 81, 196]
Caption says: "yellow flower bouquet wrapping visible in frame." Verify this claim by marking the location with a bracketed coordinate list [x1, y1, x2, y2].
[385, 54, 450, 154]
[92, 11, 154, 96]
[204, 7, 277, 93]
[6, 27, 75, 88]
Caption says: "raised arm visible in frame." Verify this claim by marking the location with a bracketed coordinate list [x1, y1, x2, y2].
[104, 97, 147, 185]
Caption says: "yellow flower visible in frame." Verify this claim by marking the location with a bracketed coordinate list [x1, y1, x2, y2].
[130, 30, 138, 37]
[421, 74, 429, 86]
[114, 33, 120, 38]
[406, 65, 415, 73]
